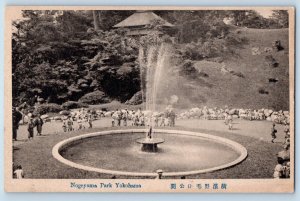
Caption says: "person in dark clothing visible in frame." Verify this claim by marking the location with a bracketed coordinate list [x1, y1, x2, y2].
[34, 115, 44, 136]
[169, 110, 176, 127]
[12, 107, 23, 141]
[271, 123, 277, 143]
[27, 118, 35, 140]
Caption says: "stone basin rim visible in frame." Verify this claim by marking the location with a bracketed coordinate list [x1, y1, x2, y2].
[52, 129, 248, 177]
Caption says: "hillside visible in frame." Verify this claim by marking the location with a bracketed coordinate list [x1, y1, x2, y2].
[13, 11, 291, 112]
[154, 28, 290, 111]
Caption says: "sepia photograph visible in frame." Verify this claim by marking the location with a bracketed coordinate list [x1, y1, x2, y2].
[4, 6, 294, 192]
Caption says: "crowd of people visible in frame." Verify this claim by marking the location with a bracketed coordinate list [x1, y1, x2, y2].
[178, 106, 290, 125]
[61, 108, 94, 132]
[12, 106, 178, 141]
[272, 122, 291, 179]
[110, 108, 176, 128]
[12, 107, 44, 141]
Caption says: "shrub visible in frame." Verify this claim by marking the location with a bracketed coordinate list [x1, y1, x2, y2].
[180, 42, 204, 60]
[125, 91, 143, 105]
[179, 35, 246, 61]
[265, 55, 279, 67]
[179, 61, 210, 79]
[62, 101, 88, 110]
[179, 60, 198, 78]
[35, 103, 62, 115]
[78, 90, 111, 105]
[199, 72, 209, 78]
[258, 88, 269, 95]
[59, 110, 71, 115]
[229, 70, 245, 78]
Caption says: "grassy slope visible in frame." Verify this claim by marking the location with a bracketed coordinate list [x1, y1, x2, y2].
[170, 28, 289, 111]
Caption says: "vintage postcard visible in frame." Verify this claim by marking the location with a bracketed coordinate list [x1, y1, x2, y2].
[4, 6, 294, 192]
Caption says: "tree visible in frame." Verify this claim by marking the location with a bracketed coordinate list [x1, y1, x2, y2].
[12, 10, 93, 105]
[271, 10, 289, 28]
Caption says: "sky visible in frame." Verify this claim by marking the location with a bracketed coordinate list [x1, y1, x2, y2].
[255, 9, 274, 18]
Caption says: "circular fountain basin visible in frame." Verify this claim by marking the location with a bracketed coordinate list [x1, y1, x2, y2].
[52, 129, 247, 177]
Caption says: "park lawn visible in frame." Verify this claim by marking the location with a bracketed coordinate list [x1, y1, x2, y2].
[13, 125, 282, 179]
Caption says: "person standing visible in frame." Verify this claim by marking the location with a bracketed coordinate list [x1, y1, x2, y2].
[169, 110, 176, 127]
[271, 123, 277, 143]
[62, 121, 67, 132]
[87, 114, 93, 128]
[123, 109, 128, 126]
[159, 116, 165, 127]
[227, 114, 233, 130]
[67, 117, 73, 131]
[12, 107, 22, 141]
[284, 122, 290, 139]
[27, 118, 35, 140]
[116, 109, 121, 126]
[224, 112, 229, 125]
[111, 112, 116, 127]
[140, 113, 145, 126]
[14, 165, 24, 179]
[34, 114, 44, 136]
[77, 117, 84, 130]
[154, 115, 159, 127]
[273, 161, 284, 179]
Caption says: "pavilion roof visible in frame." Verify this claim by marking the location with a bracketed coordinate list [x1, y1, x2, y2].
[113, 11, 174, 28]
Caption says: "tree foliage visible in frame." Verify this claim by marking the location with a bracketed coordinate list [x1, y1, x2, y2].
[271, 10, 289, 28]
[12, 9, 288, 106]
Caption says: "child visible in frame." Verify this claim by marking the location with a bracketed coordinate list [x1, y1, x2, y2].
[154, 116, 159, 127]
[67, 117, 73, 131]
[88, 115, 93, 128]
[224, 113, 228, 125]
[123, 113, 127, 127]
[284, 123, 290, 139]
[115, 109, 121, 126]
[227, 115, 233, 130]
[112, 117, 115, 127]
[159, 116, 165, 127]
[112, 112, 119, 127]
[14, 165, 24, 179]
[140, 114, 145, 126]
[165, 117, 170, 127]
[273, 162, 284, 179]
[271, 123, 277, 143]
[77, 117, 83, 130]
[27, 118, 35, 140]
[62, 121, 67, 132]
[283, 162, 290, 178]
[284, 137, 290, 147]
[133, 115, 139, 126]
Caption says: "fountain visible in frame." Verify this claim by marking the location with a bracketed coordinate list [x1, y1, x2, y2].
[135, 40, 170, 152]
[52, 32, 248, 178]
[136, 126, 165, 152]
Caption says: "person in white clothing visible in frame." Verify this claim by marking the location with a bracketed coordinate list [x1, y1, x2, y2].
[14, 165, 24, 179]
